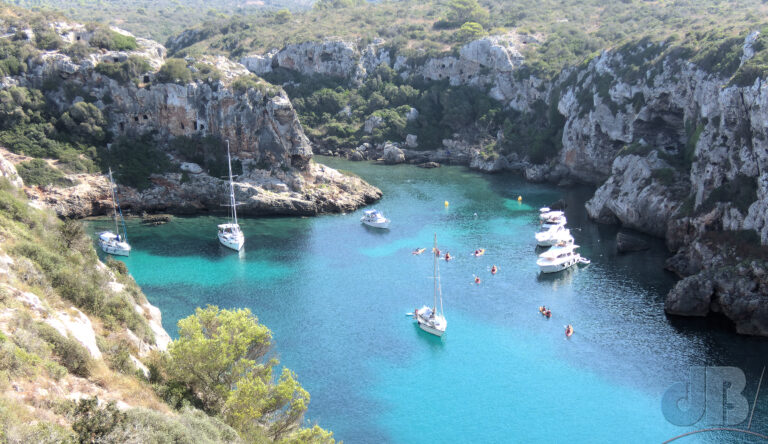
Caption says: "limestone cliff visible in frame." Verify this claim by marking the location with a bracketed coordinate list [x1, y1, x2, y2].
[1, 20, 381, 218]
[239, 32, 768, 335]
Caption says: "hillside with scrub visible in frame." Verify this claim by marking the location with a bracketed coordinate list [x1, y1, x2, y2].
[6, 0, 314, 43]
[165, 0, 768, 160]
[0, 165, 333, 442]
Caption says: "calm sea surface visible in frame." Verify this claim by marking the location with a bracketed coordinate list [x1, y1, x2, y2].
[88, 157, 768, 443]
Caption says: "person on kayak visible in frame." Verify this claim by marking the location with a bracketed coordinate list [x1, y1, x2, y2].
[491, 265, 497, 274]
[474, 275, 481, 284]
[445, 252, 451, 261]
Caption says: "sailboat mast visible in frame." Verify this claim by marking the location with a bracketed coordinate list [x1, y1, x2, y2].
[433, 233, 438, 311]
[226, 140, 238, 226]
[108, 168, 119, 236]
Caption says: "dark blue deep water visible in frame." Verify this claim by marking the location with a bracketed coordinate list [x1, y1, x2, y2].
[89, 158, 768, 443]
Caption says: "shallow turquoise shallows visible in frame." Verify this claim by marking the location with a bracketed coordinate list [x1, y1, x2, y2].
[88, 158, 768, 444]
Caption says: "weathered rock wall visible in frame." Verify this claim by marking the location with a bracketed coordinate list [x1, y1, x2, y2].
[243, 31, 768, 334]
[2, 20, 381, 217]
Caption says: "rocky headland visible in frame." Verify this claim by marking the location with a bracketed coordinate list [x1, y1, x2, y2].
[0, 20, 381, 219]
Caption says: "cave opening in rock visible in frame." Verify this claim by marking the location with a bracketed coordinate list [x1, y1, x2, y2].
[291, 154, 309, 170]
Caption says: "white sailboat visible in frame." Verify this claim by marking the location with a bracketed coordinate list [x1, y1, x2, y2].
[98, 168, 131, 256]
[217, 140, 245, 251]
[413, 234, 447, 337]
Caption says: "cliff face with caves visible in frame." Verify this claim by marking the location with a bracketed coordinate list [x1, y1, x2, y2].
[237, 32, 768, 335]
[1, 21, 381, 217]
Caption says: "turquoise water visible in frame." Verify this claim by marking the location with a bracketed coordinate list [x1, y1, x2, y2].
[88, 158, 768, 443]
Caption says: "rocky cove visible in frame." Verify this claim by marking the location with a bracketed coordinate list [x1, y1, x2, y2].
[228, 32, 768, 335]
[2, 16, 766, 336]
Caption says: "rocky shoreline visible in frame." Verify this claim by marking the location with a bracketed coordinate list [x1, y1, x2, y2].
[15, 154, 381, 219]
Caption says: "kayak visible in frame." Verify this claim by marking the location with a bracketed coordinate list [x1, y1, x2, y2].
[412, 248, 426, 255]
[565, 326, 574, 337]
[474, 249, 485, 257]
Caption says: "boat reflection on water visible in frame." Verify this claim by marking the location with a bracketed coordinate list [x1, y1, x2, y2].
[536, 265, 579, 289]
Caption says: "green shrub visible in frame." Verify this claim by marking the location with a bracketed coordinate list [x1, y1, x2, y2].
[156, 58, 192, 84]
[95, 55, 151, 84]
[33, 29, 62, 51]
[103, 407, 243, 444]
[34, 322, 93, 377]
[106, 257, 128, 275]
[71, 397, 127, 443]
[0, 341, 41, 378]
[453, 22, 487, 43]
[90, 27, 138, 51]
[99, 132, 173, 190]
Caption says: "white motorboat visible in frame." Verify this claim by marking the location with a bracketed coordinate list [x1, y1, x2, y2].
[413, 234, 447, 337]
[535, 224, 573, 247]
[361, 209, 390, 229]
[537, 243, 582, 273]
[97, 168, 131, 256]
[218, 141, 245, 251]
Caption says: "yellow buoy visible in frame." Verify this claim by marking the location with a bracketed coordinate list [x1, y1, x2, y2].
[517, 195, 523, 202]
[444, 201, 449, 207]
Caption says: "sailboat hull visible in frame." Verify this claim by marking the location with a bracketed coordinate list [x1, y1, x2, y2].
[418, 321, 446, 337]
[99, 239, 131, 256]
[218, 233, 244, 251]
[416, 313, 447, 337]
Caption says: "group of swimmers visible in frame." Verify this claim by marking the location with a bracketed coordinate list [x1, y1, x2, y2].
[412, 247, 496, 284]
[411, 245, 574, 337]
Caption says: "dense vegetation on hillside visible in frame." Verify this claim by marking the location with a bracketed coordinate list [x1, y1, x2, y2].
[162, 0, 768, 160]
[5, 0, 313, 42]
[169, 0, 768, 77]
[0, 178, 334, 442]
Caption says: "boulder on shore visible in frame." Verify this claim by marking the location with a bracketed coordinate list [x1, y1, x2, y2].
[382, 144, 405, 164]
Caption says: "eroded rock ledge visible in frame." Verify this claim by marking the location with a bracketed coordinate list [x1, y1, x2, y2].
[21, 157, 381, 218]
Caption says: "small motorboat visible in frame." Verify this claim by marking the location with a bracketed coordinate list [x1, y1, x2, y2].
[361, 209, 390, 229]
[579, 257, 591, 265]
[537, 243, 582, 273]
